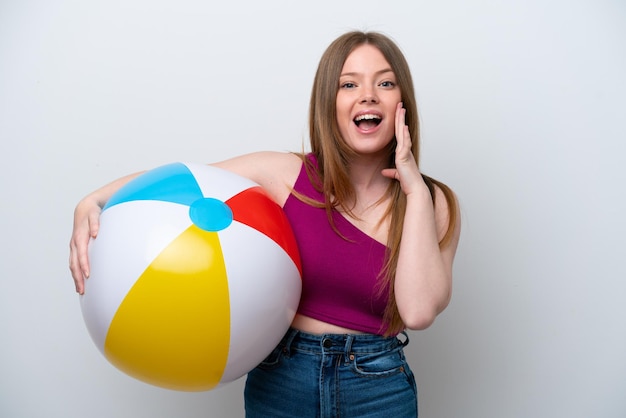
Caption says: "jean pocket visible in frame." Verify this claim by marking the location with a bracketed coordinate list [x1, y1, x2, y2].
[350, 347, 407, 377]
[256, 344, 285, 370]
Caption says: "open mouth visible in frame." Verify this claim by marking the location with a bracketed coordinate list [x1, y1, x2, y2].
[354, 114, 382, 130]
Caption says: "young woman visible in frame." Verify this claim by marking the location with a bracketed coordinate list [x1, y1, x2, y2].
[70, 31, 460, 417]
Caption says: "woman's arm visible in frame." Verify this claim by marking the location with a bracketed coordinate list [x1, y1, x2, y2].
[68, 152, 301, 295]
[69, 172, 144, 294]
[394, 186, 461, 330]
[382, 103, 461, 330]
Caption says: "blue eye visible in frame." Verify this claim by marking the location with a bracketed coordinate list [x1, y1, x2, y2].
[380, 81, 396, 88]
[341, 82, 356, 89]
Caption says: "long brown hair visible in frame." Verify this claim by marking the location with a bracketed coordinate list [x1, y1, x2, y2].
[305, 31, 458, 335]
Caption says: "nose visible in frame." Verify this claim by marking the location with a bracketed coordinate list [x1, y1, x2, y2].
[360, 95, 378, 104]
[359, 87, 379, 104]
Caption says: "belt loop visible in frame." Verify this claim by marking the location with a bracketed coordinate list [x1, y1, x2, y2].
[344, 335, 354, 362]
[398, 331, 410, 347]
[282, 328, 299, 355]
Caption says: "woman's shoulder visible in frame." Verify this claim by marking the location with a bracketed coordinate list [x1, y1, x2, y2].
[212, 150, 301, 174]
[212, 151, 303, 206]
[428, 179, 461, 248]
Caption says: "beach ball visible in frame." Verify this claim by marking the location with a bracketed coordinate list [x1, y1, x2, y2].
[80, 162, 302, 391]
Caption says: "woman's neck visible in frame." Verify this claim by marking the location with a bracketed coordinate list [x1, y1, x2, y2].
[345, 156, 392, 216]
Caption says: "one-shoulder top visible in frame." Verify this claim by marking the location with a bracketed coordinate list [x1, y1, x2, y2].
[283, 154, 389, 335]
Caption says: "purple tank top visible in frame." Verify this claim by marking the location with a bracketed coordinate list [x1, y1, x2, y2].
[283, 154, 390, 335]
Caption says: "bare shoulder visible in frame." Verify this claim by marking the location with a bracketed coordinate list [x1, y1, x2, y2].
[211, 151, 302, 206]
[432, 183, 461, 249]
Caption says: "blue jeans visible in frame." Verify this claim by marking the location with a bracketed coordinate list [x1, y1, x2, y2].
[244, 328, 418, 417]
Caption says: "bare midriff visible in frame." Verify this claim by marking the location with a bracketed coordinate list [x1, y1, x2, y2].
[290, 314, 367, 335]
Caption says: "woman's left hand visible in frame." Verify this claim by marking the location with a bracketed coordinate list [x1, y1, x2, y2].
[381, 102, 426, 195]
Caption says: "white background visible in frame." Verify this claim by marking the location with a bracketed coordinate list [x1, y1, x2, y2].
[1, 0, 625, 417]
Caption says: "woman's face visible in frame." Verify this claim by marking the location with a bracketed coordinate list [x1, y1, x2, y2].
[336, 44, 402, 157]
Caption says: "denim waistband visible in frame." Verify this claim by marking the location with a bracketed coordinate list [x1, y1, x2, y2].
[279, 328, 409, 356]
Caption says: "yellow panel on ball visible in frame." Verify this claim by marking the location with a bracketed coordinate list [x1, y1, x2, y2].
[104, 225, 230, 391]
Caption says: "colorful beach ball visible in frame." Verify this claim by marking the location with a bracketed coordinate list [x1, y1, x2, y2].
[80, 162, 302, 391]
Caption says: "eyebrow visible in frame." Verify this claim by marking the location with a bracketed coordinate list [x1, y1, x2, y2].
[339, 68, 395, 78]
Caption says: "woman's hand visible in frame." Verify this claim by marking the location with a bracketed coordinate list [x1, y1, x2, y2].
[381, 102, 426, 196]
[68, 171, 143, 294]
[69, 197, 102, 294]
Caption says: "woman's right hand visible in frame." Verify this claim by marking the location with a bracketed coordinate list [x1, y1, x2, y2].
[69, 197, 102, 294]
[68, 171, 144, 295]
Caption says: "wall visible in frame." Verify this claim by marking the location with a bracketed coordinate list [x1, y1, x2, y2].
[1, 1, 624, 417]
